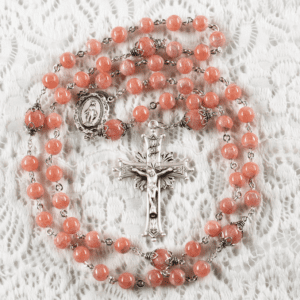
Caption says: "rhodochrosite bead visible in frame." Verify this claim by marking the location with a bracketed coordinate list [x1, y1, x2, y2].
[169, 269, 185, 286]
[194, 44, 210, 61]
[95, 73, 112, 89]
[54, 232, 71, 249]
[220, 198, 237, 214]
[42, 72, 59, 89]
[186, 94, 202, 110]
[159, 92, 176, 110]
[59, 52, 76, 69]
[221, 224, 242, 244]
[203, 92, 219, 108]
[244, 190, 261, 207]
[242, 133, 258, 149]
[147, 55, 164, 72]
[238, 107, 255, 123]
[52, 192, 70, 209]
[85, 231, 101, 248]
[111, 26, 127, 43]
[46, 165, 63, 182]
[186, 109, 205, 130]
[209, 31, 226, 47]
[21, 155, 39, 172]
[193, 260, 210, 277]
[166, 41, 183, 58]
[126, 78, 143, 94]
[242, 162, 259, 179]
[166, 15, 182, 31]
[185, 241, 201, 257]
[54, 88, 72, 104]
[96, 57, 112, 73]
[45, 139, 62, 155]
[204, 67, 220, 83]
[146, 269, 163, 287]
[193, 15, 208, 31]
[216, 115, 233, 132]
[25, 110, 45, 128]
[104, 119, 124, 140]
[74, 72, 90, 88]
[225, 84, 241, 100]
[45, 113, 62, 129]
[133, 106, 149, 122]
[27, 182, 44, 199]
[138, 37, 156, 57]
[176, 58, 193, 74]
[204, 220, 222, 237]
[149, 72, 166, 89]
[73, 246, 90, 263]
[63, 217, 80, 234]
[86, 39, 102, 55]
[120, 59, 135, 76]
[229, 172, 246, 187]
[140, 17, 154, 33]
[118, 272, 135, 289]
[177, 77, 194, 95]
[36, 211, 53, 228]
[114, 237, 131, 253]
[221, 143, 238, 159]
[93, 264, 109, 281]
[152, 249, 171, 270]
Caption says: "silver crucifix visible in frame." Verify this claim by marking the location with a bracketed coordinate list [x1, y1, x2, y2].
[113, 120, 194, 242]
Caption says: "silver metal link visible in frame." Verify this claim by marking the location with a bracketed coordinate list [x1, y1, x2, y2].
[50, 102, 57, 112]
[192, 89, 205, 96]
[66, 83, 76, 90]
[210, 47, 222, 55]
[201, 236, 210, 244]
[53, 63, 61, 73]
[223, 133, 230, 143]
[215, 212, 223, 221]
[248, 151, 254, 161]
[249, 179, 256, 190]
[29, 171, 36, 183]
[136, 280, 145, 288]
[36, 87, 47, 104]
[154, 19, 166, 25]
[183, 48, 194, 56]
[236, 98, 248, 106]
[167, 78, 177, 85]
[233, 188, 242, 200]
[128, 26, 138, 33]
[208, 24, 219, 31]
[182, 17, 194, 25]
[193, 66, 206, 73]
[143, 80, 149, 87]
[246, 123, 252, 132]
[135, 59, 147, 66]
[164, 59, 176, 66]
[186, 275, 198, 283]
[46, 228, 57, 236]
[219, 77, 229, 86]
[102, 37, 113, 44]
[60, 210, 68, 218]
[101, 238, 114, 246]
[230, 161, 238, 171]
[84, 262, 94, 270]
[36, 201, 43, 211]
[76, 50, 87, 58]
[108, 276, 118, 284]
[54, 129, 60, 138]
[88, 67, 96, 75]
[45, 155, 53, 166]
[55, 183, 63, 191]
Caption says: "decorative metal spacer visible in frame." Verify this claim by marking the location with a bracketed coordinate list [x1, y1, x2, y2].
[165, 254, 186, 268]
[199, 107, 218, 126]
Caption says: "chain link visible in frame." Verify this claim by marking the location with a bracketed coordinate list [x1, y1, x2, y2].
[208, 24, 219, 31]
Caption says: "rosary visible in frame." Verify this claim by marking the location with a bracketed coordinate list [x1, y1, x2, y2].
[22, 15, 261, 289]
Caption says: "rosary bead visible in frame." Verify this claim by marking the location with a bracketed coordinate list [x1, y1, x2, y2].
[244, 190, 261, 207]
[185, 241, 201, 257]
[118, 272, 135, 289]
[42, 72, 59, 89]
[241, 132, 258, 149]
[86, 39, 102, 55]
[193, 15, 208, 32]
[229, 172, 246, 188]
[185, 109, 205, 130]
[36, 211, 53, 228]
[93, 264, 109, 281]
[203, 92, 219, 108]
[209, 31, 226, 47]
[193, 260, 210, 277]
[152, 249, 171, 270]
[133, 106, 149, 122]
[204, 220, 222, 237]
[176, 58, 193, 74]
[126, 78, 143, 94]
[96, 56, 112, 73]
[204, 67, 220, 84]
[54, 232, 71, 249]
[140, 17, 154, 33]
[242, 162, 259, 179]
[177, 77, 194, 95]
[46, 165, 63, 182]
[120, 59, 136, 76]
[52, 192, 70, 209]
[221, 224, 242, 244]
[149, 72, 166, 89]
[169, 269, 185, 286]
[21, 155, 39, 172]
[166, 41, 183, 58]
[114, 237, 131, 253]
[225, 84, 242, 101]
[54, 88, 72, 104]
[146, 269, 163, 287]
[45, 139, 62, 155]
[221, 143, 239, 160]
[166, 15, 182, 31]
[73, 246, 90, 263]
[95, 72, 112, 89]
[194, 44, 210, 61]
[159, 92, 176, 110]
[104, 119, 124, 141]
[186, 94, 202, 110]
[73, 71, 90, 88]
[27, 182, 44, 199]
[138, 37, 156, 57]
[111, 26, 127, 43]
[85, 231, 101, 248]
[220, 198, 237, 214]
[63, 217, 80, 234]
[45, 112, 62, 129]
[216, 115, 233, 132]
[238, 107, 255, 123]
[59, 52, 76, 69]
[147, 55, 164, 72]
[25, 110, 45, 128]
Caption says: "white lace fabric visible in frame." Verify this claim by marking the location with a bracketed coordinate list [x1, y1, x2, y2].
[0, 0, 299, 299]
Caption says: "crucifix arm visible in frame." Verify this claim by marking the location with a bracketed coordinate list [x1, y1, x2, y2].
[131, 167, 147, 177]
[157, 167, 173, 177]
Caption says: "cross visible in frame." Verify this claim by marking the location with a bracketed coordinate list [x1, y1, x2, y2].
[113, 120, 194, 241]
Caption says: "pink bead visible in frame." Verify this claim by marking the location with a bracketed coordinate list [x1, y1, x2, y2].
[186, 94, 202, 110]
[159, 92, 176, 110]
[126, 78, 143, 94]
[169, 269, 185, 286]
[146, 269, 163, 287]
[46, 165, 63, 182]
[118, 272, 135, 289]
[120, 59, 136, 76]
[54, 88, 72, 105]
[152, 249, 171, 270]
[96, 57, 112, 73]
[45, 139, 62, 155]
[147, 55, 164, 72]
[244, 190, 261, 207]
[238, 107, 255, 123]
[229, 172, 246, 188]
[220, 198, 237, 214]
[52, 192, 70, 209]
[203, 92, 219, 108]
[138, 37, 156, 57]
[166, 15, 182, 31]
[93, 264, 109, 281]
[185, 241, 201, 257]
[185, 109, 205, 130]
[104, 119, 124, 141]
[193, 16, 208, 31]
[177, 58, 193, 74]
[59, 52, 76, 69]
[193, 260, 210, 277]
[221, 224, 242, 244]
[209, 31, 226, 47]
[74, 71, 90, 88]
[25, 110, 45, 128]
[204, 220, 222, 237]
[114, 237, 131, 253]
[140, 18, 154, 33]
[73, 246, 90, 263]
[149, 72, 166, 89]
[42, 72, 59, 89]
[85, 231, 101, 248]
[177, 77, 194, 95]
[27, 182, 44, 199]
[86, 39, 102, 55]
[242, 133, 258, 149]
[166, 41, 183, 58]
[95, 72, 112, 89]
[242, 162, 259, 179]
[54, 232, 72, 249]
[36, 211, 53, 228]
[63, 217, 80, 234]
[133, 106, 149, 122]
[45, 113, 62, 129]
[21, 155, 39, 172]
[221, 143, 238, 160]
[216, 115, 233, 132]
[204, 67, 220, 83]
[194, 44, 210, 61]
[111, 26, 127, 43]
[225, 84, 242, 101]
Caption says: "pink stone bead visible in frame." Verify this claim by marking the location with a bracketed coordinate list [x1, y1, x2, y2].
[59, 52, 76, 69]
[54, 88, 72, 105]
[21, 155, 39, 172]
[186, 94, 202, 110]
[193, 16, 208, 31]
[166, 15, 182, 31]
[221, 224, 242, 244]
[120, 59, 136, 76]
[244, 190, 261, 207]
[220, 198, 237, 214]
[204, 67, 220, 83]
[118, 272, 135, 289]
[42, 72, 59, 89]
[27, 182, 44, 199]
[166, 41, 183, 58]
[203, 92, 219, 108]
[45, 139, 62, 155]
[126, 78, 143, 94]
[216, 115, 233, 132]
[209, 31, 226, 47]
[96, 56, 112, 73]
[169, 269, 185, 286]
[74, 71, 90, 88]
[194, 44, 210, 61]
[140, 17, 154, 33]
[95, 72, 112, 89]
[204, 220, 222, 237]
[86, 39, 102, 55]
[185, 241, 201, 257]
[111, 26, 127, 43]
[36, 211, 53, 228]
[152, 249, 171, 270]
[177, 77, 194, 95]
[133, 106, 149, 122]
[45, 113, 62, 129]
[93, 264, 109, 281]
[185, 109, 205, 130]
[46, 165, 63, 182]
[147, 55, 164, 72]
[159, 92, 176, 110]
[177, 58, 193, 74]
[73, 246, 90, 263]
[52, 192, 70, 209]
[221, 143, 238, 160]
[63, 217, 80, 234]
[25, 110, 45, 128]
[242, 162, 259, 179]
[229, 172, 246, 188]
[193, 260, 210, 277]
[146, 269, 163, 287]
[238, 107, 255, 123]
[54, 232, 72, 249]
[114, 237, 131, 253]
[225, 84, 242, 101]
[242, 133, 258, 149]
[104, 119, 124, 141]
[138, 37, 156, 57]
[85, 231, 101, 248]
[149, 72, 166, 89]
